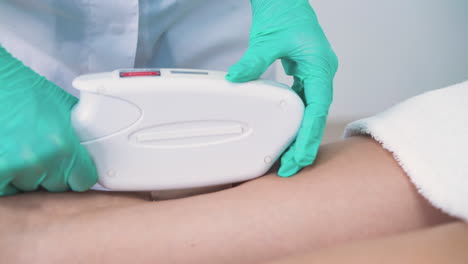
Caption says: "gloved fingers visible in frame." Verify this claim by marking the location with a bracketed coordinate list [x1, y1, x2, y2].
[277, 60, 333, 175]
[9, 135, 69, 191]
[281, 59, 307, 100]
[226, 46, 278, 83]
[291, 76, 306, 100]
[0, 45, 93, 195]
[292, 106, 327, 166]
[11, 166, 48, 192]
[40, 157, 70, 192]
[66, 145, 98, 192]
[278, 144, 302, 177]
[6, 145, 48, 191]
[0, 162, 18, 196]
[0, 184, 18, 196]
[292, 77, 332, 166]
[36, 126, 76, 192]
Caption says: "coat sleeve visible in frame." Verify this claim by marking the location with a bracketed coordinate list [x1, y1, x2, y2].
[344, 80, 468, 221]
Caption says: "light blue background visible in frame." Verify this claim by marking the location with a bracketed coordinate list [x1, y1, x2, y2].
[276, 0, 468, 120]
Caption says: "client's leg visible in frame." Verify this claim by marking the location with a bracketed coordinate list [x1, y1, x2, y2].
[1, 137, 455, 264]
[264, 222, 468, 264]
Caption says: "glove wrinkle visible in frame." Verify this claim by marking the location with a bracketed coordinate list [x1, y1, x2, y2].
[0, 45, 98, 196]
[228, 0, 338, 177]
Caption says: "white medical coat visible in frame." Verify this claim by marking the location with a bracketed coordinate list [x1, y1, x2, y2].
[0, 0, 271, 96]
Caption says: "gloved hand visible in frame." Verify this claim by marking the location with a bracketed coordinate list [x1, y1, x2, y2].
[0, 45, 97, 196]
[227, 0, 338, 177]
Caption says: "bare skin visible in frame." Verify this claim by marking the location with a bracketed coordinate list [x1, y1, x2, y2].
[0, 137, 455, 264]
[263, 222, 468, 264]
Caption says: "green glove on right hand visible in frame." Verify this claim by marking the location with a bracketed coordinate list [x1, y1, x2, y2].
[227, 0, 339, 177]
[0, 45, 97, 196]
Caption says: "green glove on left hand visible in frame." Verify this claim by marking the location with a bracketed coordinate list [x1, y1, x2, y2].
[0, 45, 98, 195]
[227, 0, 338, 177]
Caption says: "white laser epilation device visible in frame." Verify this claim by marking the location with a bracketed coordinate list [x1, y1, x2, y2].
[71, 69, 304, 191]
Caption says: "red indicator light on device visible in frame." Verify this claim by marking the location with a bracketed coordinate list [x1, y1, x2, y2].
[120, 71, 161, 78]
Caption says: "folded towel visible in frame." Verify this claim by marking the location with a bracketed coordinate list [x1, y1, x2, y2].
[344, 80, 468, 221]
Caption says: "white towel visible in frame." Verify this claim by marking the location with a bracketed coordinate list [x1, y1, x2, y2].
[344, 80, 468, 221]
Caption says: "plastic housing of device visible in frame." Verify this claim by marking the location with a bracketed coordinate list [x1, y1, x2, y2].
[71, 69, 304, 191]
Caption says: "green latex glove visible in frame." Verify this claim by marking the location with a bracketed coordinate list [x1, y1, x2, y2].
[0, 45, 97, 196]
[226, 0, 338, 177]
